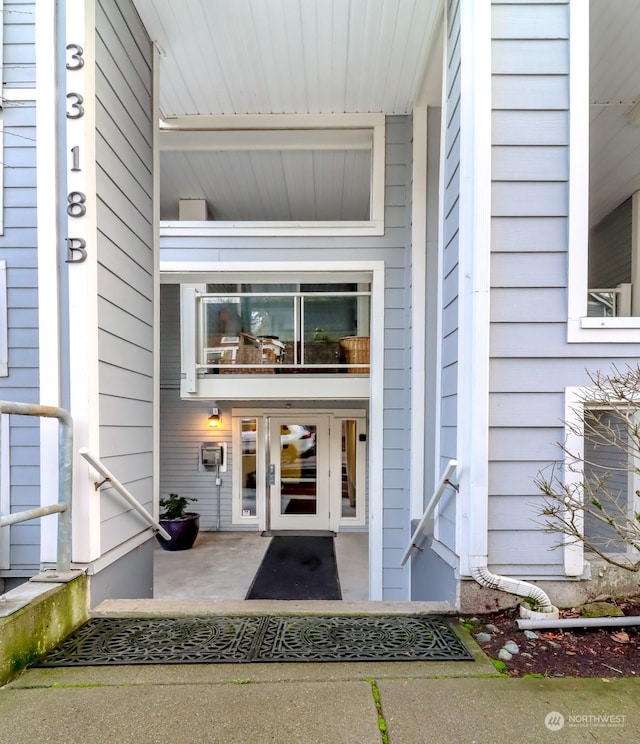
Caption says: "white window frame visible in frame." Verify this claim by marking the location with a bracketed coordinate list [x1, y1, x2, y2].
[567, 2, 640, 341]
[230, 408, 367, 532]
[0, 260, 7, 376]
[562, 387, 640, 576]
[170, 261, 381, 402]
[0, 413, 9, 569]
[159, 114, 385, 237]
[0, 119, 4, 235]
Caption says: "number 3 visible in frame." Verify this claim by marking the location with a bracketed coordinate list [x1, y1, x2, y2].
[66, 44, 84, 70]
[66, 93, 84, 120]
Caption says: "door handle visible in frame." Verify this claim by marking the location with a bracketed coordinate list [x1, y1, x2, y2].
[268, 463, 276, 485]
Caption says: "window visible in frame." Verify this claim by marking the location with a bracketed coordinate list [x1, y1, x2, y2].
[198, 283, 371, 375]
[562, 386, 640, 574]
[582, 409, 639, 556]
[568, 2, 640, 339]
[159, 114, 385, 237]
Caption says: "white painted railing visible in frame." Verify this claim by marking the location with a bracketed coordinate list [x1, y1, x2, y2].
[0, 401, 73, 572]
[400, 459, 458, 566]
[79, 448, 171, 540]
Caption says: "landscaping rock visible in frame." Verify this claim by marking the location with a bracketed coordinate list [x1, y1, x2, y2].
[474, 632, 492, 644]
[523, 630, 538, 640]
[484, 624, 498, 633]
[503, 641, 520, 655]
[498, 648, 513, 661]
[580, 601, 624, 618]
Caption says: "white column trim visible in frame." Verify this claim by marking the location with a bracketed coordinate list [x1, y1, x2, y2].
[66, 0, 101, 562]
[0, 260, 7, 376]
[0, 414, 9, 569]
[368, 261, 385, 600]
[563, 387, 585, 576]
[152, 44, 161, 519]
[36, 0, 61, 563]
[566, 0, 591, 341]
[410, 105, 428, 523]
[631, 191, 640, 316]
[456, 0, 492, 578]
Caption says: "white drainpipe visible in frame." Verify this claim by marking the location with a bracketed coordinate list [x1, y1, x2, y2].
[455, 0, 559, 621]
[470, 561, 558, 616]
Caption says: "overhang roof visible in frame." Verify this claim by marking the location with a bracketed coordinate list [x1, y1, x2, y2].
[133, 0, 640, 229]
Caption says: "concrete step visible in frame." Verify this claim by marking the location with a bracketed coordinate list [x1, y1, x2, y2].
[91, 598, 455, 617]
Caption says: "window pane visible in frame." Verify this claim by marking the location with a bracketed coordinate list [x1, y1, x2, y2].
[342, 420, 358, 517]
[583, 410, 630, 553]
[279, 424, 318, 515]
[245, 296, 295, 340]
[241, 418, 257, 517]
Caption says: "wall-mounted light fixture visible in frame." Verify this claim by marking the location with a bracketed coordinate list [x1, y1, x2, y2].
[208, 406, 221, 428]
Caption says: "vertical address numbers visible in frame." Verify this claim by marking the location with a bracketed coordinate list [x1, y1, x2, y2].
[65, 42, 87, 263]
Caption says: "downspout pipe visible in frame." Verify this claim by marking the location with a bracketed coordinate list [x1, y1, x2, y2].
[470, 561, 559, 616]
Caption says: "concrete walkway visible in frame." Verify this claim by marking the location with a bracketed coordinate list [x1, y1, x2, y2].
[2, 619, 639, 743]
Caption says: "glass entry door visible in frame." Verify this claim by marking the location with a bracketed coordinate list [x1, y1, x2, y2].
[268, 416, 330, 530]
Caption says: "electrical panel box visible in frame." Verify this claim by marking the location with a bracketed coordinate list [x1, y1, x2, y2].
[200, 442, 227, 472]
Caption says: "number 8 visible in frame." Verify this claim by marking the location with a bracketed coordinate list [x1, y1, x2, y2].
[67, 191, 87, 217]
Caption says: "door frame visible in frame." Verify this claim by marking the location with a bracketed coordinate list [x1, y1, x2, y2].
[268, 415, 330, 531]
[232, 407, 368, 533]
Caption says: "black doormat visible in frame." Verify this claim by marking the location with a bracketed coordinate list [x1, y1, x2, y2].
[34, 615, 473, 666]
[246, 535, 341, 600]
[284, 498, 316, 514]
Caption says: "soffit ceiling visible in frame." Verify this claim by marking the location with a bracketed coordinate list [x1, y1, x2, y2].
[590, 0, 640, 227]
[133, 0, 639, 228]
[133, 0, 442, 117]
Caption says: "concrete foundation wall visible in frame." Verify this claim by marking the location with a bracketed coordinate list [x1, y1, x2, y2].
[459, 560, 640, 614]
[88, 539, 154, 608]
[0, 575, 88, 685]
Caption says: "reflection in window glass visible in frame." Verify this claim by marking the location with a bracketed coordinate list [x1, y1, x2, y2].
[241, 418, 257, 517]
[342, 420, 357, 517]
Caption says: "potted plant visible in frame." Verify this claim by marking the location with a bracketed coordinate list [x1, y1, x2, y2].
[156, 493, 199, 551]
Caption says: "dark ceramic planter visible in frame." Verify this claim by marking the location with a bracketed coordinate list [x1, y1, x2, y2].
[156, 513, 200, 551]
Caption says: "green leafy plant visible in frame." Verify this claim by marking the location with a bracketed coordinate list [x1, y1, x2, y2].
[159, 493, 197, 520]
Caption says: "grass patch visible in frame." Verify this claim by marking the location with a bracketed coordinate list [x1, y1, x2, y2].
[367, 678, 389, 744]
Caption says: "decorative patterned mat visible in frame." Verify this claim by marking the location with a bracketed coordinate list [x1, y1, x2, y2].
[35, 615, 472, 666]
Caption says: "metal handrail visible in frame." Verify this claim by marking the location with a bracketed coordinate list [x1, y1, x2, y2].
[79, 448, 171, 540]
[0, 401, 73, 571]
[400, 459, 458, 566]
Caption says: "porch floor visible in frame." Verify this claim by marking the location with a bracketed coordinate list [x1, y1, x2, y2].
[153, 531, 369, 601]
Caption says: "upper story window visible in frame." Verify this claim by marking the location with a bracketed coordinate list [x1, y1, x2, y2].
[159, 114, 385, 237]
[568, 1, 640, 340]
[199, 283, 371, 374]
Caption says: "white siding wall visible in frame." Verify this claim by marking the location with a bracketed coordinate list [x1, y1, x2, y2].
[0, 3, 39, 576]
[95, 0, 154, 553]
[159, 116, 413, 599]
[488, 0, 640, 577]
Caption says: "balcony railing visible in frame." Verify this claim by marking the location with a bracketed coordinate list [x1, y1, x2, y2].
[587, 283, 632, 317]
[198, 289, 370, 374]
[200, 334, 370, 374]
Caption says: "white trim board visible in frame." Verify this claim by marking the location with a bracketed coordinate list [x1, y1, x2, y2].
[36, 0, 61, 563]
[567, 2, 640, 342]
[0, 260, 7, 376]
[159, 114, 385, 237]
[454, 0, 492, 579]
[0, 414, 9, 570]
